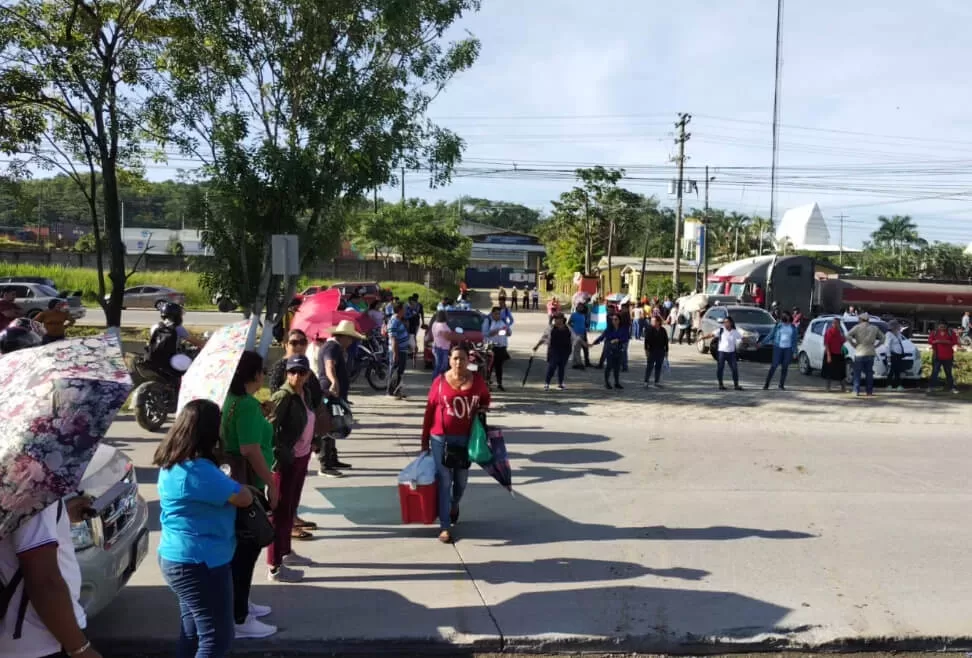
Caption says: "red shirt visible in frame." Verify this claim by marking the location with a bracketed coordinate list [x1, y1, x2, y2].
[824, 326, 845, 355]
[930, 329, 958, 361]
[421, 374, 491, 450]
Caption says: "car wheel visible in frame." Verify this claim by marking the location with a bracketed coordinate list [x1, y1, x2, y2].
[696, 336, 708, 354]
[798, 351, 812, 375]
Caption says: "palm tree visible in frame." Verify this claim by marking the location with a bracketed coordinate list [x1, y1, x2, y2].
[748, 216, 774, 255]
[871, 215, 926, 273]
[726, 212, 750, 259]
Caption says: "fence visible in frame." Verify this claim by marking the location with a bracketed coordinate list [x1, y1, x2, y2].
[0, 248, 456, 287]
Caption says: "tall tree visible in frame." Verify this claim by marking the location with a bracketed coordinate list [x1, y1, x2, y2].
[153, 0, 481, 331]
[871, 214, 926, 274]
[459, 197, 541, 234]
[0, 0, 169, 326]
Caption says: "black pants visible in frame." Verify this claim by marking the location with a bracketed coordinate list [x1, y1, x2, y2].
[492, 346, 509, 385]
[511, 298, 518, 310]
[387, 352, 407, 396]
[544, 354, 568, 385]
[231, 537, 263, 624]
[604, 351, 622, 386]
[320, 436, 342, 468]
[645, 349, 665, 383]
[888, 353, 905, 388]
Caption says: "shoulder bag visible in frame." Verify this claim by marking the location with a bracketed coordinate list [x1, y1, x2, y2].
[438, 378, 472, 470]
[236, 485, 274, 548]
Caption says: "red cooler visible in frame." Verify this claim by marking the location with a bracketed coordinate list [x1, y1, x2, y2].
[398, 481, 437, 524]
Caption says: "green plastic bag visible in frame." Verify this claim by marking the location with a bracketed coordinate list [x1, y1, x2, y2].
[467, 415, 493, 465]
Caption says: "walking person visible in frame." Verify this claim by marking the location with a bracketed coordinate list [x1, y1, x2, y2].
[387, 302, 410, 399]
[618, 302, 633, 372]
[155, 400, 255, 658]
[631, 301, 644, 341]
[762, 312, 799, 390]
[643, 315, 669, 388]
[420, 343, 491, 544]
[592, 314, 628, 390]
[822, 317, 847, 392]
[429, 311, 460, 377]
[927, 321, 960, 394]
[482, 306, 511, 391]
[533, 312, 574, 391]
[885, 320, 908, 391]
[222, 351, 278, 640]
[846, 313, 884, 397]
[569, 303, 591, 369]
[405, 295, 424, 358]
[702, 317, 744, 391]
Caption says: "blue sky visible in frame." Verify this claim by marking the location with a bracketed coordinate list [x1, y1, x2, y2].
[384, 0, 972, 248]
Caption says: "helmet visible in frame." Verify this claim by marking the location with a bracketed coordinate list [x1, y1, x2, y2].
[0, 325, 42, 354]
[771, 301, 779, 309]
[160, 302, 184, 324]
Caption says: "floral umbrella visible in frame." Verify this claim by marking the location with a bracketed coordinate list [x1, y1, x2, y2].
[177, 320, 250, 414]
[0, 334, 132, 540]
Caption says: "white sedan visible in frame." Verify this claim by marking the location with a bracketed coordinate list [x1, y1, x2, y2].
[797, 315, 922, 381]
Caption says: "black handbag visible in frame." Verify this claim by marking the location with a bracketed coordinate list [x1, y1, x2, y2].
[236, 486, 274, 548]
[442, 442, 471, 470]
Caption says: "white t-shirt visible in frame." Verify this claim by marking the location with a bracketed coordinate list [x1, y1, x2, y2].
[717, 328, 743, 353]
[481, 317, 510, 348]
[0, 502, 86, 658]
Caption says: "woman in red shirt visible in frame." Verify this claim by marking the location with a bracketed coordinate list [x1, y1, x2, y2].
[822, 317, 846, 392]
[421, 343, 491, 543]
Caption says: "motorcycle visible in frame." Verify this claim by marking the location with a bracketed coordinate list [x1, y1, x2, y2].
[128, 345, 199, 432]
[468, 341, 495, 382]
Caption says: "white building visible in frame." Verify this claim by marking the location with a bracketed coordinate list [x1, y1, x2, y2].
[121, 228, 208, 256]
[775, 203, 857, 253]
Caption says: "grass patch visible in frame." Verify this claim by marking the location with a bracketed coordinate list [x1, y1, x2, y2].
[920, 350, 972, 386]
[0, 263, 452, 312]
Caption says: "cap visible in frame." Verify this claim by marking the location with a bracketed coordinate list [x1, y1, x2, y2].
[285, 354, 311, 372]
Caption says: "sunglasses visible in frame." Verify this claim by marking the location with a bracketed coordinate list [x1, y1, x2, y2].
[288, 339, 308, 346]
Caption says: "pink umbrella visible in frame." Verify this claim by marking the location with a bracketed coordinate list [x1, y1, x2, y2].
[291, 293, 375, 340]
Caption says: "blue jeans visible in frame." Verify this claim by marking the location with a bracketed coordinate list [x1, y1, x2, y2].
[433, 346, 449, 376]
[159, 558, 234, 658]
[929, 358, 955, 390]
[429, 436, 470, 530]
[852, 355, 875, 394]
[545, 353, 569, 385]
[716, 351, 739, 387]
[764, 346, 793, 387]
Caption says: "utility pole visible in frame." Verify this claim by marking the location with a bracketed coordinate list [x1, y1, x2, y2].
[583, 196, 592, 275]
[672, 113, 691, 290]
[701, 166, 713, 290]
[837, 213, 846, 265]
[400, 167, 405, 202]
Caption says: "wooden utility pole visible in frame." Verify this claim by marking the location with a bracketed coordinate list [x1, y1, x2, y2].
[837, 213, 846, 265]
[672, 113, 691, 289]
[701, 166, 712, 290]
[583, 196, 592, 275]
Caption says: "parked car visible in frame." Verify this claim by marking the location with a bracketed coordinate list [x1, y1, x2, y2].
[797, 315, 922, 382]
[110, 285, 186, 310]
[328, 281, 385, 305]
[423, 309, 486, 368]
[0, 276, 82, 298]
[70, 444, 150, 618]
[696, 304, 776, 360]
[4, 282, 86, 320]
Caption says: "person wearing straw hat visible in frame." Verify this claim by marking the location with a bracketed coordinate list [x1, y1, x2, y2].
[316, 320, 363, 476]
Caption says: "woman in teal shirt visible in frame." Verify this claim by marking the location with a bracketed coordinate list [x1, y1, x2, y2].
[155, 399, 253, 658]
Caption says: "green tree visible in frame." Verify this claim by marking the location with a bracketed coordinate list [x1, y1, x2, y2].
[73, 232, 97, 254]
[154, 0, 481, 332]
[459, 198, 542, 234]
[0, 0, 169, 327]
[871, 215, 926, 275]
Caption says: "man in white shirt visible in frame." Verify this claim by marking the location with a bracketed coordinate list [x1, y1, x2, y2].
[482, 307, 511, 391]
[0, 500, 99, 658]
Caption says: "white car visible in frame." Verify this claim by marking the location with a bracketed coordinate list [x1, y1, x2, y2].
[797, 315, 922, 382]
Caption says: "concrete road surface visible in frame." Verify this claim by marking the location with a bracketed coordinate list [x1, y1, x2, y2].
[78, 307, 242, 328]
[88, 311, 972, 656]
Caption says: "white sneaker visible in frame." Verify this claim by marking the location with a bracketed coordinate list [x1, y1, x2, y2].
[283, 552, 312, 567]
[235, 615, 277, 639]
[248, 601, 272, 618]
[268, 565, 304, 583]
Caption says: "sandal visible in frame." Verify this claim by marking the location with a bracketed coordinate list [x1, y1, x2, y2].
[438, 530, 452, 544]
[291, 528, 313, 540]
[294, 518, 318, 530]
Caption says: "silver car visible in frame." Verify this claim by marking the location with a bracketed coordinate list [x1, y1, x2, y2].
[70, 444, 150, 618]
[4, 282, 86, 320]
[112, 285, 186, 310]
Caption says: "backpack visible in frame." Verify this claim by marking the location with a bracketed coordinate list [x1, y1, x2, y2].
[147, 322, 179, 367]
[0, 501, 63, 639]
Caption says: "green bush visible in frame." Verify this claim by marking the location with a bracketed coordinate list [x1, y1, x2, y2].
[920, 350, 972, 386]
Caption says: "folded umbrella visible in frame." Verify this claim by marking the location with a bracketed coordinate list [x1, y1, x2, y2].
[177, 320, 250, 414]
[0, 334, 132, 540]
[478, 427, 513, 495]
[520, 355, 535, 387]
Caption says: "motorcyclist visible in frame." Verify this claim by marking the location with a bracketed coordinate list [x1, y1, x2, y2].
[150, 302, 205, 349]
[769, 301, 781, 321]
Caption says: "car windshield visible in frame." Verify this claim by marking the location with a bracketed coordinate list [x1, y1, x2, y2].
[844, 320, 890, 333]
[448, 313, 483, 332]
[705, 282, 723, 294]
[728, 309, 775, 324]
[36, 284, 60, 297]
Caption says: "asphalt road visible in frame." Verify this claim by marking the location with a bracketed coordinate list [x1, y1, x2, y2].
[78, 307, 242, 328]
[88, 312, 972, 655]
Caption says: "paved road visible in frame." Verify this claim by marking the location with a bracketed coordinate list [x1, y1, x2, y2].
[78, 307, 243, 328]
[89, 312, 972, 655]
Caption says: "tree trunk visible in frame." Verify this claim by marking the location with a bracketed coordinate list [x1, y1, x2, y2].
[606, 216, 615, 295]
[101, 164, 126, 328]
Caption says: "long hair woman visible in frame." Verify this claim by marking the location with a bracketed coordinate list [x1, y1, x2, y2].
[155, 399, 254, 658]
[420, 343, 491, 544]
[222, 351, 278, 639]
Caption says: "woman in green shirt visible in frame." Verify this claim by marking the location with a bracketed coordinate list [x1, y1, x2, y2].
[223, 350, 279, 640]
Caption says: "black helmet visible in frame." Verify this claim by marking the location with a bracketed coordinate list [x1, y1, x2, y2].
[0, 325, 42, 354]
[771, 301, 779, 308]
[161, 302, 184, 324]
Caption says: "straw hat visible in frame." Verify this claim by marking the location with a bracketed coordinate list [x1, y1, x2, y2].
[331, 319, 364, 340]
